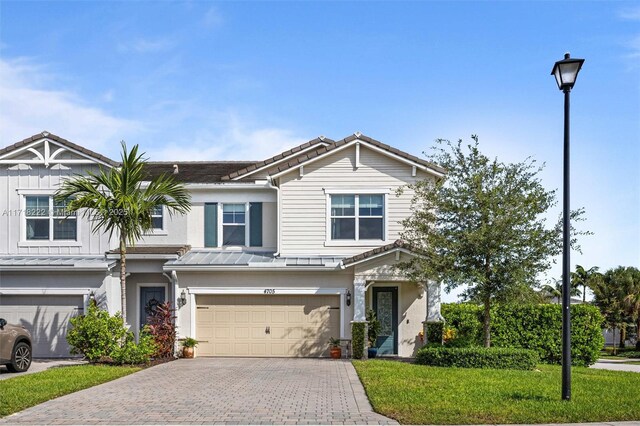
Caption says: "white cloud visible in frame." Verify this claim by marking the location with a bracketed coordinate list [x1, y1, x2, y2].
[203, 6, 223, 28]
[152, 112, 309, 161]
[618, 6, 640, 21]
[0, 58, 141, 152]
[117, 37, 175, 53]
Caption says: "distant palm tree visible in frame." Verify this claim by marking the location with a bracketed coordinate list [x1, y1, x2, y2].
[55, 142, 191, 323]
[541, 277, 581, 304]
[571, 265, 602, 303]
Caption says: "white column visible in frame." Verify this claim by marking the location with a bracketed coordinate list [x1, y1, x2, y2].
[353, 277, 367, 321]
[426, 280, 443, 322]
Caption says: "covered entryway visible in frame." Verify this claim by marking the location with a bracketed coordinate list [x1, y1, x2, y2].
[195, 294, 340, 357]
[0, 295, 84, 358]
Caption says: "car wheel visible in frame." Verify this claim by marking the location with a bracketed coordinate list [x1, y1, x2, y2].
[7, 342, 31, 373]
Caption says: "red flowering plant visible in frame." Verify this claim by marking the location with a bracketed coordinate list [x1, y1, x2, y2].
[146, 302, 177, 359]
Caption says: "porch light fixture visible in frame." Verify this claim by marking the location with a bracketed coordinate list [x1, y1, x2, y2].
[88, 291, 96, 304]
[346, 290, 352, 306]
[179, 290, 187, 308]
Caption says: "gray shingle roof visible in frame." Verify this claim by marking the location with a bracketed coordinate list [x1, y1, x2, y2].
[141, 162, 259, 184]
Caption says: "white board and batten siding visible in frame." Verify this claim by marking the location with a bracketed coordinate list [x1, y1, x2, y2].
[0, 163, 113, 255]
[278, 144, 433, 256]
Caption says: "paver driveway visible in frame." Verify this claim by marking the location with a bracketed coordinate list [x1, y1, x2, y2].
[0, 358, 397, 425]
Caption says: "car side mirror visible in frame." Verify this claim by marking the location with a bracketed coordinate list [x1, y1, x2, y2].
[0, 318, 6, 329]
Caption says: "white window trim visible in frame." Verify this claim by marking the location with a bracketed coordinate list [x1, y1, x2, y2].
[324, 192, 388, 246]
[18, 194, 82, 247]
[217, 202, 250, 248]
[144, 206, 168, 236]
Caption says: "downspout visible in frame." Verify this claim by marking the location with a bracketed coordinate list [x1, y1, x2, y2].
[267, 175, 281, 257]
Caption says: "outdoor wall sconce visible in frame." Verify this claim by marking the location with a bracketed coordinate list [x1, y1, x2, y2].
[179, 290, 187, 308]
[346, 290, 351, 306]
[88, 291, 96, 304]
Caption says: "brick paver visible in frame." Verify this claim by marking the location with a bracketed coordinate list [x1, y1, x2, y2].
[0, 358, 397, 425]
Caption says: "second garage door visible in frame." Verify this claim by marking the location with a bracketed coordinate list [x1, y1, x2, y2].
[196, 294, 340, 357]
[0, 295, 84, 358]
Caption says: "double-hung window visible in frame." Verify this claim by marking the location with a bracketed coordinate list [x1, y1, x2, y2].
[151, 206, 163, 230]
[330, 194, 384, 241]
[25, 196, 77, 241]
[222, 204, 246, 246]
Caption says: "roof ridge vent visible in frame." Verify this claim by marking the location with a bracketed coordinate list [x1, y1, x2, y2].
[173, 164, 179, 174]
[354, 131, 362, 138]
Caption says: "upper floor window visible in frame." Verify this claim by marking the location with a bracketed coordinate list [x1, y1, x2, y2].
[25, 196, 77, 241]
[330, 194, 384, 240]
[151, 206, 163, 230]
[222, 203, 246, 246]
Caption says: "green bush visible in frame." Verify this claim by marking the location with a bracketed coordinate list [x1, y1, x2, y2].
[491, 304, 604, 367]
[441, 303, 604, 366]
[66, 303, 127, 362]
[352, 322, 366, 360]
[110, 328, 156, 365]
[441, 303, 483, 347]
[415, 346, 538, 370]
[426, 322, 444, 345]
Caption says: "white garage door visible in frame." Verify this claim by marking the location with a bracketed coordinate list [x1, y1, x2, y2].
[0, 295, 84, 358]
[196, 294, 340, 357]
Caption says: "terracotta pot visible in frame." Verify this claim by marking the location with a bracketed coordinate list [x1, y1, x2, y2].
[183, 346, 195, 359]
[330, 347, 342, 359]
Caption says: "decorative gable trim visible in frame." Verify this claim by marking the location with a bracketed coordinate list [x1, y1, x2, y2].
[0, 131, 117, 168]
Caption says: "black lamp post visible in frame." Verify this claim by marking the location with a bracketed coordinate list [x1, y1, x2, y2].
[551, 52, 585, 401]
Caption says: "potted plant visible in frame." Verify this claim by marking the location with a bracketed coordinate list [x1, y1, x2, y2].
[182, 337, 198, 358]
[366, 309, 380, 358]
[328, 337, 342, 359]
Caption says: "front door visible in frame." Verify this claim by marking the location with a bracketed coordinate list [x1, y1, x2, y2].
[373, 287, 398, 356]
[140, 286, 166, 329]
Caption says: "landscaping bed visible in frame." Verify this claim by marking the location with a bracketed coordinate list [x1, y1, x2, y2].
[0, 365, 140, 417]
[353, 359, 640, 424]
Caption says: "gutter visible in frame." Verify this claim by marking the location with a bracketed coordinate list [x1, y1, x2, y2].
[267, 175, 281, 257]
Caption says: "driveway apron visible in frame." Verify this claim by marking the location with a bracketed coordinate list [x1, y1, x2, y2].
[0, 358, 397, 425]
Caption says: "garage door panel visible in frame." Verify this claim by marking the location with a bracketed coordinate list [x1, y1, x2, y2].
[195, 294, 339, 357]
[0, 295, 84, 358]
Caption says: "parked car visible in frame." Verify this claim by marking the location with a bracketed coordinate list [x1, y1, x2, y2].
[0, 318, 32, 372]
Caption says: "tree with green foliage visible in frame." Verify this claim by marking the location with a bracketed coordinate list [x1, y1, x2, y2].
[541, 277, 581, 304]
[55, 142, 191, 323]
[591, 267, 640, 353]
[398, 136, 589, 347]
[571, 265, 602, 303]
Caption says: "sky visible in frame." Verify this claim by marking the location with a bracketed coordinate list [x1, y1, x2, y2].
[1, 1, 638, 302]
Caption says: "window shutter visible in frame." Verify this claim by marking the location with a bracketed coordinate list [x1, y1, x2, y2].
[249, 202, 262, 247]
[204, 203, 218, 247]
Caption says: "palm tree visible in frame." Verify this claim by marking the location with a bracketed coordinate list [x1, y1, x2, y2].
[541, 277, 581, 304]
[571, 265, 602, 303]
[591, 267, 634, 354]
[55, 142, 191, 323]
[621, 267, 640, 350]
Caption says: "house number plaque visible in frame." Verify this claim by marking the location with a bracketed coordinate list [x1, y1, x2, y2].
[263, 289, 276, 294]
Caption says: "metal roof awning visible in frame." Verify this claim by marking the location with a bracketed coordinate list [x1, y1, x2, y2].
[163, 250, 342, 271]
[0, 256, 116, 271]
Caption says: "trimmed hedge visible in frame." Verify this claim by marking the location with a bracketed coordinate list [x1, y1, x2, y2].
[415, 346, 538, 370]
[440, 303, 604, 367]
[352, 322, 366, 360]
[426, 322, 444, 345]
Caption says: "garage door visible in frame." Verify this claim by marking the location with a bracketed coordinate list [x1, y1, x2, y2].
[0, 295, 84, 358]
[196, 294, 340, 357]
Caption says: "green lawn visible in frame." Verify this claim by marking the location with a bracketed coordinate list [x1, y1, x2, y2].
[0, 365, 140, 417]
[353, 360, 640, 424]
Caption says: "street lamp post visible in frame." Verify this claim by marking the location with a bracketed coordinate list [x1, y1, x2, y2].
[551, 52, 585, 401]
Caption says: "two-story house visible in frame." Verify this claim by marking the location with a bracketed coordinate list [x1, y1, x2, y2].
[0, 131, 444, 359]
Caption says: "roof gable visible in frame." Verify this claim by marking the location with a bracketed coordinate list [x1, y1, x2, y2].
[267, 133, 445, 179]
[0, 131, 118, 167]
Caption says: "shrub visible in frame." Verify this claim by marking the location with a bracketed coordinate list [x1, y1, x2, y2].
[66, 303, 127, 362]
[440, 303, 605, 366]
[366, 309, 380, 347]
[415, 346, 538, 370]
[426, 321, 444, 345]
[441, 303, 483, 347]
[352, 322, 366, 359]
[491, 304, 604, 367]
[110, 328, 156, 365]
[146, 302, 176, 358]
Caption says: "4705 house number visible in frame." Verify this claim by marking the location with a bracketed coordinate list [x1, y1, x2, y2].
[263, 289, 276, 294]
